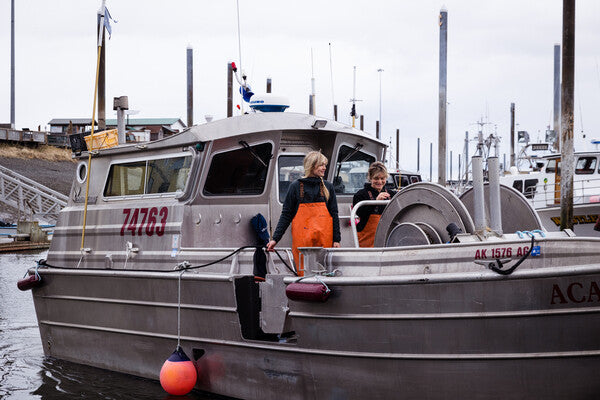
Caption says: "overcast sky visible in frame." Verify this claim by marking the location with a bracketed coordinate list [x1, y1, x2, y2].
[1, 1, 599, 179]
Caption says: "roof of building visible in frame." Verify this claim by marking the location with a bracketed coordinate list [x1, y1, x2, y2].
[49, 118, 184, 126]
[105, 118, 184, 126]
[48, 118, 96, 126]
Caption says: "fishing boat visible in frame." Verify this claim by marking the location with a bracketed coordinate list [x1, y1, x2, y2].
[22, 108, 600, 399]
[499, 149, 600, 236]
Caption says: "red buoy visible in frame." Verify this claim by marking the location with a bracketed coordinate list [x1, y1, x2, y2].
[17, 273, 42, 291]
[286, 281, 331, 302]
[160, 346, 197, 396]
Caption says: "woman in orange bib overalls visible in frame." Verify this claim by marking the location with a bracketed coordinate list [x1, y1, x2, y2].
[352, 162, 397, 247]
[266, 151, 341, 276]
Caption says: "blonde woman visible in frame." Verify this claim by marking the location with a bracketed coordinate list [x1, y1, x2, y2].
[267, 151, 340, 275]
[352, 162, 397, 247]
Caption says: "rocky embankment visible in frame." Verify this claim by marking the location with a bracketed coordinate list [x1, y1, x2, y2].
[0, 157, 76, 223]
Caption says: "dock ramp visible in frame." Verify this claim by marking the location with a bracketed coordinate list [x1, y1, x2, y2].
[0, 165, 68, 223]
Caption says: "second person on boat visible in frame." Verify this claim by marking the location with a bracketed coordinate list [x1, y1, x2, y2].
[352, 162, 397, 247]
[266, 151, 341, 275]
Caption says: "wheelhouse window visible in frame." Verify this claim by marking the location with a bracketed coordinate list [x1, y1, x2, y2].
[546, 158, 561, 175]
[400, 175, 410, 187]
[512, 180, 523, 193]
[278, 155, 304, 202]
[575, 156, 597, 175]
[203, 143, 272, 196]
[104, 155, 192, 197]
[333, 145, 376, 195]
[524, 179, 539, 199]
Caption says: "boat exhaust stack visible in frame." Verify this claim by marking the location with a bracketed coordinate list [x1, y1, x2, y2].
[488, 157, 503, 235]
[113, 96, 129, 144]
[472, 156, 486, 233]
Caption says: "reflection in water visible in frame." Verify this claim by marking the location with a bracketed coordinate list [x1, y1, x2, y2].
[0, 252, 228, 400]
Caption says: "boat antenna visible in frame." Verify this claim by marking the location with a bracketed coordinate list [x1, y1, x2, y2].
[349, 66, 362, 128]
[236, 0, 244, 113]
[329, 43, 335, 119]
[310, 48, 316, 115]
[576, 75, 585, 139]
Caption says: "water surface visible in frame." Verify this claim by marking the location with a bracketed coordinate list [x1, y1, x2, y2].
[0, 251, 227, 400]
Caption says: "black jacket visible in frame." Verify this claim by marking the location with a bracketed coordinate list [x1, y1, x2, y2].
[352, 183, 396, 232]
[272, 177, 341, 243]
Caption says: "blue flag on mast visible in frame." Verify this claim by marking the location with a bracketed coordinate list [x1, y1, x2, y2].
[104, 7, 117, 39]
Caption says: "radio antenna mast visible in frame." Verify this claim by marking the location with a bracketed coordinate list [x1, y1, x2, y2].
[236, 0, 244, 113]
[349, 66, 362, 128]
[329, 43, 335, 119]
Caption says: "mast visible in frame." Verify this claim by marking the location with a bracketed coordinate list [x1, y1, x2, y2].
[309, 48, 315, 115]
[438, 6, 448, 185]
[10, 0, 15, 129]
[350, 66, 357, 127]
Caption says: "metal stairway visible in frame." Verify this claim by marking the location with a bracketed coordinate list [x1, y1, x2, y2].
[0, 164, 68, 223]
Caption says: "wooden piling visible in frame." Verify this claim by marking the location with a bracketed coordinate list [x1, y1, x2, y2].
[559, 0, 575, 231]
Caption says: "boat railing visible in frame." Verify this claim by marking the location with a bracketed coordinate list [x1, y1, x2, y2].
[530, 176, 600, 208]
[350, 200, 391, 248]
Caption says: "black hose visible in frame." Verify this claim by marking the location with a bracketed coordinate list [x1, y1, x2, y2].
[38, 245, 298, 276]
[271, 249, 298, 276]
[488, 236, 535, 275]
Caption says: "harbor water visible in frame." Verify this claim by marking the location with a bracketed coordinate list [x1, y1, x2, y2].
[0, 251, 226, 400]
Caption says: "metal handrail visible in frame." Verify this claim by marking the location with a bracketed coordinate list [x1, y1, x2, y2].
[526, 176, 600, 208]
[349, 200, 390, 248]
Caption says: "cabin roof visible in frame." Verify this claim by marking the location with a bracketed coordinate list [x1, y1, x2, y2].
[78, 112, 385, 157]
[184, 112, 377, 142]
[544, 151, 600, 159]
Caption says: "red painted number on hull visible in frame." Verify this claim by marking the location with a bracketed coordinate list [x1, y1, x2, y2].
[121, 207, 168, 236]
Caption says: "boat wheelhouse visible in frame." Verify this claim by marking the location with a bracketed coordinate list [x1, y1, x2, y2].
[500, 151, 600, 236]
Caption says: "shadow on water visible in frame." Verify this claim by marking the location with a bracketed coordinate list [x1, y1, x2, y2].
[0, 251, 236, 400]
[31, 357, 216, 400]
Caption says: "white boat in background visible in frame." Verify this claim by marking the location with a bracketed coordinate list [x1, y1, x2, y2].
[500, 150, 600, 236]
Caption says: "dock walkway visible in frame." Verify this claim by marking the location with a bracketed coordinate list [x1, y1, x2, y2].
[0, 165, 68, 223]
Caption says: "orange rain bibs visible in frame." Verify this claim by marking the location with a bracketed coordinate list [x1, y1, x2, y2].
[357, 214, 381, 248]
[291, 202, 333, 276]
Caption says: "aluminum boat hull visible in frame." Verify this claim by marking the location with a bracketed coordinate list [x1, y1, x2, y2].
[32, 238, 600, 399]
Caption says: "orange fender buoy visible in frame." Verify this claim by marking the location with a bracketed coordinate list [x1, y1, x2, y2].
[160, 346, 197, 396]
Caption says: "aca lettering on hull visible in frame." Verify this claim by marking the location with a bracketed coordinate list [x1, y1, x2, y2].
[551, 281, 600, 304]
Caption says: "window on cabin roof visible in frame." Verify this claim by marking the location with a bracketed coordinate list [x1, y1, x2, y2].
[103, 155, 192, 197]
[203, 143, 272, 196]
[575, 156, 597, 175]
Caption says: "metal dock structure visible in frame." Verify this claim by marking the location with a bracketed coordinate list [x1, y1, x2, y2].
[0, 164, 68, 223]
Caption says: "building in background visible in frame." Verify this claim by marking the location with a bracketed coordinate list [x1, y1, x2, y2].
[48, 117, 186, 142]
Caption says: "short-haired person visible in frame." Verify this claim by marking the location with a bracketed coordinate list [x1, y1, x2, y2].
[352, 162, 397, 247]
[267, 151, 341, 275]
